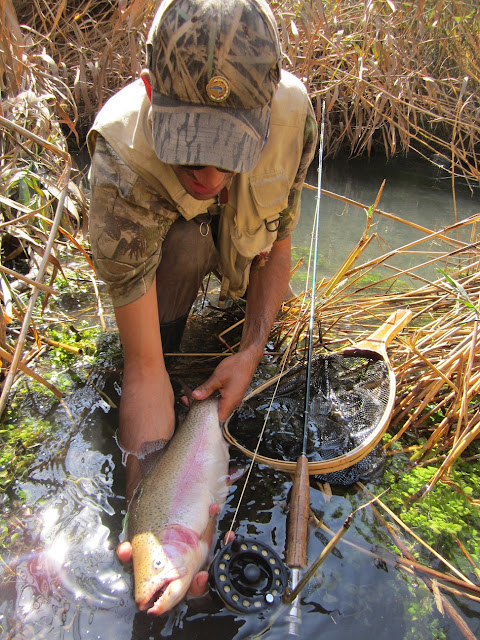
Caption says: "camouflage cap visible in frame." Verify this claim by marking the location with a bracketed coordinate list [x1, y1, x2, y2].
[146, 0, 282, 173]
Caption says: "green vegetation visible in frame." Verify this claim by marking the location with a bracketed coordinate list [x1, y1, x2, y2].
[381, 444, 480, 574]
[0, 415, 51, 491]
[403, 588, 447, 640]
[0, 393, 56, 548]
[42, 323, 102, 384]
[0, 324, 122, 552]
[0, 321, 102, 485]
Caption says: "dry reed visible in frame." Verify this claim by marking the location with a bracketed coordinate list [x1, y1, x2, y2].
[275, 0, 480, 184]
[3, 1, 479, 184]
[0, 6, 93, 410]
[0, 2, 479, 632]
[264, 189, 480, 495]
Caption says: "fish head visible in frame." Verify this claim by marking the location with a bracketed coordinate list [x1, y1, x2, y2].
[131, 530, 199, 615]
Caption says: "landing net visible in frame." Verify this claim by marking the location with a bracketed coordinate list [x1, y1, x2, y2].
[226, 353, 391, 485]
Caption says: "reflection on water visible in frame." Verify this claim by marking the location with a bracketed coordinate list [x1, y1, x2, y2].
[293, 154, 480, 289]
[1, 382, 475, 639]
[1, 157, 479, 640]
[1, 382, 137, 640]
[1, 372, 472, 640]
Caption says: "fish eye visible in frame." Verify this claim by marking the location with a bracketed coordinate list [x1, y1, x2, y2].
[153, 558, 163, 569]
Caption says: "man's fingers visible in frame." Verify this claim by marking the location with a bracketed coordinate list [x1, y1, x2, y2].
[188, 571, 209, 597]
[192, 376, 222, 401]
[224, 530, 235, 544]
[217, 396, 235, 422]
[117, 541, 133, 564]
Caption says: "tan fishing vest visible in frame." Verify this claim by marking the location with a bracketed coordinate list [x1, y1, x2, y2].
[87, 70, 310, 299]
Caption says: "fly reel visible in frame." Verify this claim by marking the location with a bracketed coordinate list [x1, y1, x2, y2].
[209, 537, 288, 613]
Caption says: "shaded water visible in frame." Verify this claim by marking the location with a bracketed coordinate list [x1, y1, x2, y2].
[1, 157, 480, 640]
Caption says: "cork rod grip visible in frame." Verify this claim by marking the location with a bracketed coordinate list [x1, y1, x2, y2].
[285, 454, 310, 569]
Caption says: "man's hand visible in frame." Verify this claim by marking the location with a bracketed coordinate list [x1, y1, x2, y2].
[192, 350, 258, 421]
[114, 280, 175, 502]
[119, 369, 175, 501]
[193, 236, 292, 421]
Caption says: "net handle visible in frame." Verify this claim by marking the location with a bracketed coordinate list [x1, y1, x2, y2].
[345, 308, 413, 358]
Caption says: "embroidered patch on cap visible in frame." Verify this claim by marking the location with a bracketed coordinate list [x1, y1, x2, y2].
[206, 76, 230, 102]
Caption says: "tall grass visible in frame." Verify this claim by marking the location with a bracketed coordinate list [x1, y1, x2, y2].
[3, 1, 479, 180]
[276, 0, 480, 182]
[0, 6, 479, 631]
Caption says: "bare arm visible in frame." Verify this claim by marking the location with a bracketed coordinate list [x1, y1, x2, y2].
[192, 235, 291, 420]
[241, 235, 292, 360]
[114, 278, 175, 500]
[115, 276, 215, 600]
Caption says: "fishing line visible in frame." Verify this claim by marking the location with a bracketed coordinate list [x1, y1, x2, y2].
[284, 102, 326, 637]
[225, 360, 291, 540]
[225, 104, 326, 541]
[302, 101, 326, 454]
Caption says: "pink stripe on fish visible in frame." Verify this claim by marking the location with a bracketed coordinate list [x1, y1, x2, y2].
[171, 426, 213, 501]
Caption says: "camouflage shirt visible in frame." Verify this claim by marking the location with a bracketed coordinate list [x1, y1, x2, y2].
[88, 74, 317, 307]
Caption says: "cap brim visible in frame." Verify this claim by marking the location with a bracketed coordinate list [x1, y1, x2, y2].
[150, 92, 270, 174]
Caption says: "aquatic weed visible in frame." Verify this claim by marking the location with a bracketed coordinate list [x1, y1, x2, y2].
[381, 448, 480, 574]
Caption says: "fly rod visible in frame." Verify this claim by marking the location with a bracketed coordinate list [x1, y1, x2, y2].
[284, 102, 326, 636]
[209, 105, 327, 620]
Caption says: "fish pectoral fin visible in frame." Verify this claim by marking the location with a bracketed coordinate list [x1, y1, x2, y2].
[227, 464, 247, 485]
[200, 511, 221, 555]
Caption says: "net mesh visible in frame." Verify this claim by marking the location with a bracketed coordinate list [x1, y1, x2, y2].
[228, 354, 392, 485]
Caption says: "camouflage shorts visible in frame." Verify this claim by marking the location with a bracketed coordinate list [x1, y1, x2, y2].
[88, 137, 181, 307]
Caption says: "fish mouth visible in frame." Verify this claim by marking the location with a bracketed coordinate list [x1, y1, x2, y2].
[138, 579, 172, 614]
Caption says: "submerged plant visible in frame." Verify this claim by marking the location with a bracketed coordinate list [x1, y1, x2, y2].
[382, 451, 480, 575]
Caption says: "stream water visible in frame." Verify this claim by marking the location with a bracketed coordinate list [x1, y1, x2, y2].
[1, 155, 479, 640]
[293, 153, 479, 289]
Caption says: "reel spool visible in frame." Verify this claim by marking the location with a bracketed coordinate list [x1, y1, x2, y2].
[209, 537, 288, 613]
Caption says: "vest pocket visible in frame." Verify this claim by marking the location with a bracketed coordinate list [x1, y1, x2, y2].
[249, 171, 290, 221]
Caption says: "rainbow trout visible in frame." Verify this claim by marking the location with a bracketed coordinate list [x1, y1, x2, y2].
[127, 397, 229, 615]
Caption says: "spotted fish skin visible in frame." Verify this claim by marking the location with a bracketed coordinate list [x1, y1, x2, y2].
[127, 397, 229, 615]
